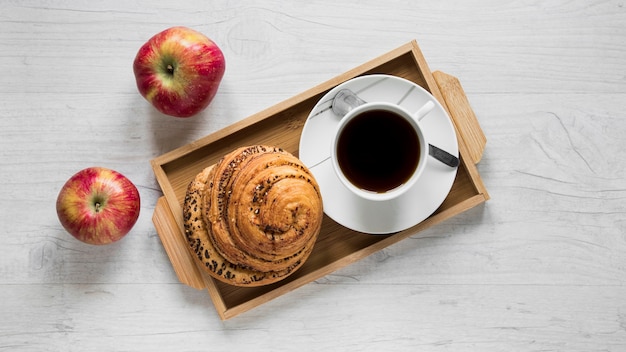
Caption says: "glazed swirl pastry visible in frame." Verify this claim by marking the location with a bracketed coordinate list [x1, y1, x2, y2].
[183, 145, 323, 286]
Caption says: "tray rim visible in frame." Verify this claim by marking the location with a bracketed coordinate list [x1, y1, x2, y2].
[150, 40, 489, 320]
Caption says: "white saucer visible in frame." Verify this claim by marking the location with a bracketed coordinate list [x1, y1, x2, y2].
[299, 74, 459, 234]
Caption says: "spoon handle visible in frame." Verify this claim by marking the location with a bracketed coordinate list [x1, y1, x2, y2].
[429, 144, 460, 168]
[331, 89, 366, 116]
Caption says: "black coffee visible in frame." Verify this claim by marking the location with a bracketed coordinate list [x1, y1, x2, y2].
[337, 109, 420, 193]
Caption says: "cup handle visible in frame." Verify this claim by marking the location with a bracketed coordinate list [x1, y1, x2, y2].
[412, 100, 459, 168]
[413, 100, 435, 121]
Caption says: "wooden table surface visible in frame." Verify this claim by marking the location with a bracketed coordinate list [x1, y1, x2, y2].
[1, 1, 625, 351]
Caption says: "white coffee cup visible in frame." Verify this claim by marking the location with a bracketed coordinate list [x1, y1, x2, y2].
[330, 99, 431, 202]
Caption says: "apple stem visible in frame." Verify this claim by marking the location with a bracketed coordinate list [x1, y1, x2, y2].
[95, 202, 102, 213]
[167, 64, 174, 75]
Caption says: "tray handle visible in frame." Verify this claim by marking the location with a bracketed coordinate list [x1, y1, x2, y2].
[432, 71, 486, 164]
[153, 197, 208, 289]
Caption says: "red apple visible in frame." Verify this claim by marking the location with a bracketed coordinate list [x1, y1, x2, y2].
[133, 26, 226, 118]
[56, 167, 140, 245]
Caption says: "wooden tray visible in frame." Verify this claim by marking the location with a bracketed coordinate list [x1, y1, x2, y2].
[151, 40, 489, 320]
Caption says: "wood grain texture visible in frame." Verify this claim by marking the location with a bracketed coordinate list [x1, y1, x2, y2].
[1, 0, 625, 350]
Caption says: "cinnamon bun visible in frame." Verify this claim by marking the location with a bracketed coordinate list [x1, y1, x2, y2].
[183, 145, 323, 286]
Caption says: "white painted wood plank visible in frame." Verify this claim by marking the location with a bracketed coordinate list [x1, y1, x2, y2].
[1, 0, 625, 350]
